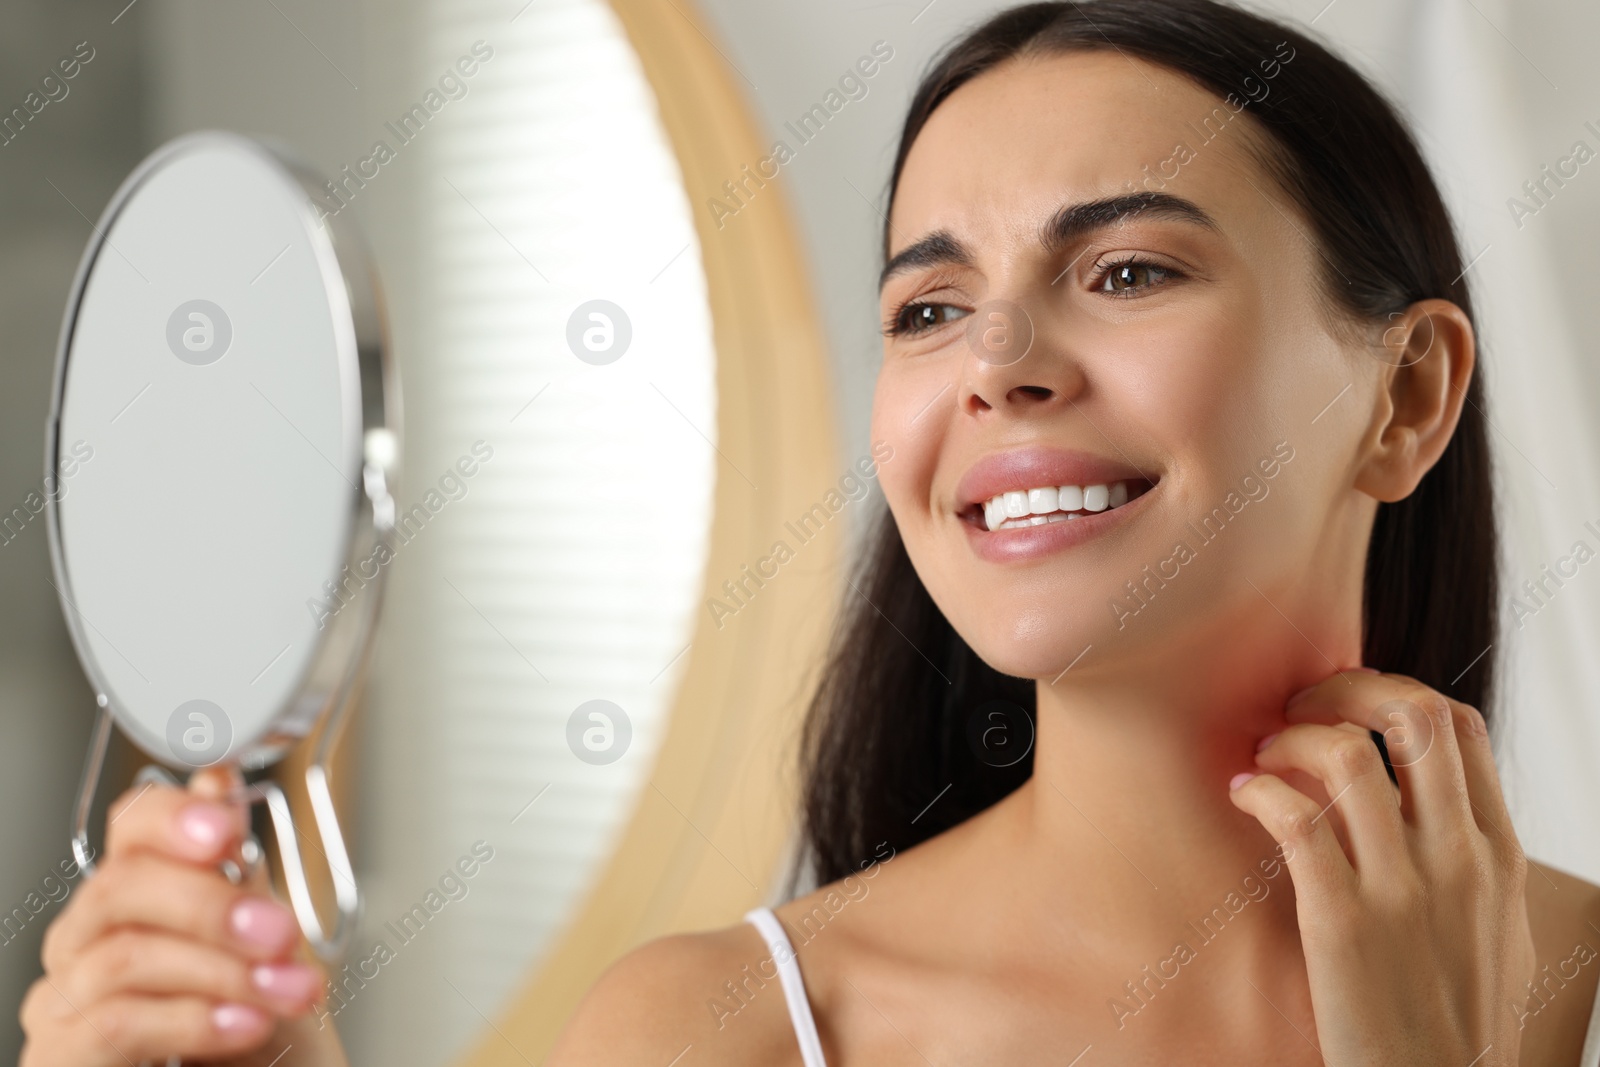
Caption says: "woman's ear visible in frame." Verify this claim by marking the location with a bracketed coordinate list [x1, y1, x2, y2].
[1354, 299, 1475, 503]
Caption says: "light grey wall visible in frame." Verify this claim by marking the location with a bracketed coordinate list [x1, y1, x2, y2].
[0, 2, 147, 1060]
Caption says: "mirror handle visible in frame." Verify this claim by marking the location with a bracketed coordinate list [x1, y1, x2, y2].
[249, 766, 360, 962]
[69, 704, 113, 877]
[70, 705, 360, 963]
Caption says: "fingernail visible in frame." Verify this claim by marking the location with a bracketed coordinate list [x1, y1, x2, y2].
[1285, 686, 1316, 709]
[251, 962, 320, 1003]
[1229, 771, 1257, 791]
[1255, 732, 1279, 753]
[230, 897, 296, 950]
[190, 764, 246, 802]
[176, 802, 232, 849]
[212, 1002, 268, 1034]
[1352, 666, 1380, 674]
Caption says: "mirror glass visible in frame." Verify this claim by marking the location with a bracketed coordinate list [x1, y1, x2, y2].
[53, 133, 374, 769]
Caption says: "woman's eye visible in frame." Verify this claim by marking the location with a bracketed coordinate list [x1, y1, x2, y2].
[1100, 260, 1176, 294]
[890, 301, 970, 336]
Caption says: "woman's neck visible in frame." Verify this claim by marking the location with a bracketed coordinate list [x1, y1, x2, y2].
[1000, 605, 1363, 977]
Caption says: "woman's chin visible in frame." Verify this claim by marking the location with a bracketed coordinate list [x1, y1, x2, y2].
[964, 634, 1101, 684]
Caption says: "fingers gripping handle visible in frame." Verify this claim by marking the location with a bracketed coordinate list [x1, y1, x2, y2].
[70, 707, 361, 963]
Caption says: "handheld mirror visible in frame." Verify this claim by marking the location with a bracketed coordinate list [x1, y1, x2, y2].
[45, 130, 398, 961]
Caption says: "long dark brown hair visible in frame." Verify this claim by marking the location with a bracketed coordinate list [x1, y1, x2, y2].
[795, 0, 1498, 889]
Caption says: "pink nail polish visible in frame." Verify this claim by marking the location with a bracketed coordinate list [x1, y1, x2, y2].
[1255, 732, 1279, 753]
[1285, 686, 1316, 709]
[176, 803, 231, 849]
[252, 962, 319, 1002]
[230, 897, 295, 951]
[212, 1002, 267, 1034]
[1229, 771, 1257, 791]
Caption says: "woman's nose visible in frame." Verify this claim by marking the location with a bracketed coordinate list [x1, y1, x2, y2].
[958, 298, 1086, 417]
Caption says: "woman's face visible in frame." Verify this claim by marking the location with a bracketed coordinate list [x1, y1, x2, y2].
[872, 51, 1382, 681]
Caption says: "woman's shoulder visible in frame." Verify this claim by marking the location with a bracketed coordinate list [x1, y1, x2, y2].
[546, 914, 808, 1067]
[1521, 859, 1600, 1066]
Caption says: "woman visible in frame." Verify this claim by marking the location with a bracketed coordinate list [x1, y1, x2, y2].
[21, 1, 1600, 1064]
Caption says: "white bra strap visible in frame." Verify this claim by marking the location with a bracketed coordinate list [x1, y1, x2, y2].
[744, 907, 828, 1067]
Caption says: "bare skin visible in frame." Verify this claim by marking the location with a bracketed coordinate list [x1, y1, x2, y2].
[551, 50, 1600, 1067]
[22, 48, 1600, 1067]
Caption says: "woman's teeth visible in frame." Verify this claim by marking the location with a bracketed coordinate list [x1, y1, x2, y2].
[981, 481, 1135, 532]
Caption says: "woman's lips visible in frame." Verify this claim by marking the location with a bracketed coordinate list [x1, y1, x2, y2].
[960, 479, 1157, 563]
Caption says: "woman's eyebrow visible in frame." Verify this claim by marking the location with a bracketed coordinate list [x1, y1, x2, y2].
[878, 230, 972, 294]
[1040, 191, 1219, 256]
[879, 192, 1218, 294]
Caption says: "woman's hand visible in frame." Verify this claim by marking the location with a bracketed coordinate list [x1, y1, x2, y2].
[20, 766, 347, 1067]
[1229, 670, 1536, 1067]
